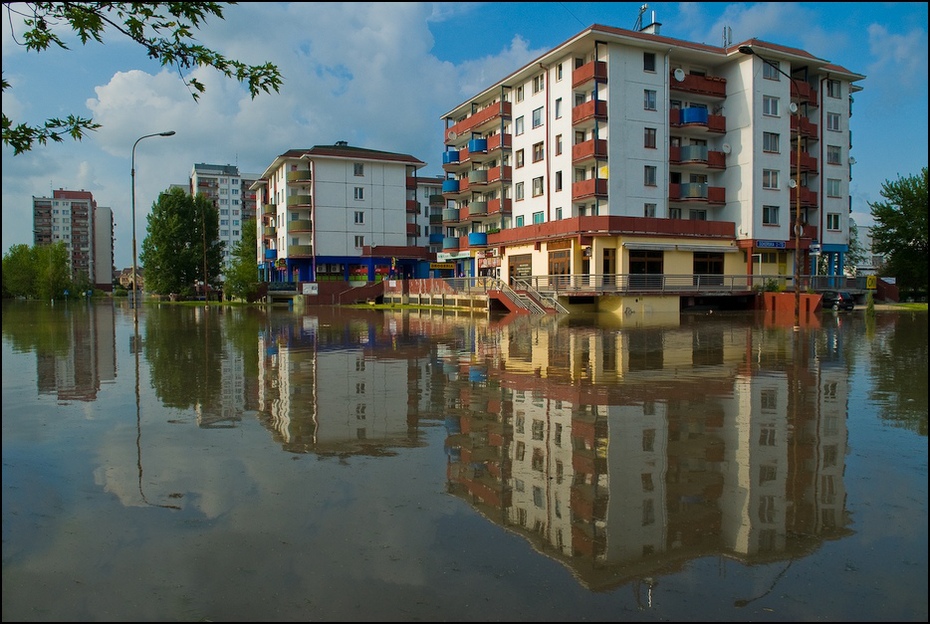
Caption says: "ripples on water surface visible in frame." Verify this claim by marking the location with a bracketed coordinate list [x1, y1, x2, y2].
[2, 300, 927, 621]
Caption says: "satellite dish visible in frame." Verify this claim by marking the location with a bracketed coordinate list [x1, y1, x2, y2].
[788, 179, 798, 188]
[788, 102, 799, 114]
[447, 130, 458, 141]
[673, 68, 685, 82]
[849, 157, 857, 165]
[721, 143, 731, 154]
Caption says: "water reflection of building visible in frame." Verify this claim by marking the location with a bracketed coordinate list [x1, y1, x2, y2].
[256, 311, 432, 455]
[443, 318, 852, 590]
[36, 303, 116, 402]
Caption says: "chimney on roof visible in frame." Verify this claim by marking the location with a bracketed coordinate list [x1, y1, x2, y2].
[335, 140, 348, 147]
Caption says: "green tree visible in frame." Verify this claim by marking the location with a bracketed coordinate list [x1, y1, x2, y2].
[224, 219, 261, 301]
[2, 243, 37, 298]
[33, 241, 71, 300]
[869, 167, 929, 295]
[140, 187, 223, 297]
[2, 2, 282, 154]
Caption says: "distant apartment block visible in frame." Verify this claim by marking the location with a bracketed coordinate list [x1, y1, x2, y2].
[189, 163, 260, 277]
[32, 189, 115, 290]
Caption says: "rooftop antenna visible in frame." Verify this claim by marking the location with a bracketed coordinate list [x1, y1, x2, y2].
[635, 3, 648, 31]
[723, 26, 732, 47]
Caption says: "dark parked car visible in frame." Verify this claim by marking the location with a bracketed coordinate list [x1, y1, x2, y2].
[821, 291, 855, 311]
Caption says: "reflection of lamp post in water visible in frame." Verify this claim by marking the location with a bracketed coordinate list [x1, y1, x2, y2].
[134, 335, 181, 511]
[131, 131, 175, 327]
[739, 46, 803, 330]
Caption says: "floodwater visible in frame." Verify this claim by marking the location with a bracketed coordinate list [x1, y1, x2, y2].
[2, 299, 927, 622]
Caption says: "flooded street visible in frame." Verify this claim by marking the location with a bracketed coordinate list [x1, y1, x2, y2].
[2, 300, 927, 621]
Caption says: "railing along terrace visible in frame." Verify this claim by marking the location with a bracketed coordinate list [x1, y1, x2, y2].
[522, 273, 772, 295]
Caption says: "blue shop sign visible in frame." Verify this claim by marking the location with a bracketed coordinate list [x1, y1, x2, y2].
[757, 240, 786, 249]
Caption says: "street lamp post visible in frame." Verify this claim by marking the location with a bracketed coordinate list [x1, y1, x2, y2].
[739, 45, 804, 330]
[131, 131, 176, 326]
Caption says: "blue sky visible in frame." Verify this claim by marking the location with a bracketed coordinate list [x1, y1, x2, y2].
[2, 2, 927, 269]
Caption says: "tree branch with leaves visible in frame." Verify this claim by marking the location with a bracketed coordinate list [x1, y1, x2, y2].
[2, 2, 282, 154]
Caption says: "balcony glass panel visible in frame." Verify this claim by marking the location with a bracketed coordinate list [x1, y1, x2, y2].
[681, 108, 709, 124]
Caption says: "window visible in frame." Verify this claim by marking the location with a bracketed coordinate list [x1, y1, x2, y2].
[690, 209, 707, 220]
[354, 187, 364, 200]
[516, 85, 524, 102]
[515, 182, 524, 200]
[555, 171, 563, 191]
[644, 203, 656, 218]
[532, 176, 544, 196]
[354, 211, 364, 224]
[827, 112, 841, 131]
[555, 134, 563, 155]
[763, 132, 780, 153]
[762, 169, 779, 189]
[827, 145, 842, 165]
[644, 89, 657, 110]
[644, 165, 657, 186]
[532, 74, 544, 94]
[827, 213, 840, 230]
[515, 116, 524, 135]
[827, 178, 841, 197]
[644, 127, 657, 149]
[763, 60, 781, 80]
[354, 235, 364, 248]
[643, 52, 656, 72]
[532, 107, 543, 128]
[763, 205, 779, 225]
[554, 98, 562, 119]
[669, 207, 682, 219]
[532, 211, 544, 224]
[532, 142, 544, 162]
[354, 163, 364, 176]
[515, 215, 525, 227]
[555, 206, 562, 219]
[516, 149, 525, 168]
[763, 95, 779, 116]
[827, 79, 841, 98]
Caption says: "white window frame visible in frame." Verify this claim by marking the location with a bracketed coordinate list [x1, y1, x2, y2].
[644, 165, 657, 186]
[763, 132, 780, 153]
[827, 112, 841, 132]
[763, 96, 779, 116]
[644, 89, 657, 111]
[532, 107, 543, 128]
[354, 187, 364, 200]
[826, 178, 842, 197]
[762, 169, 779, 189]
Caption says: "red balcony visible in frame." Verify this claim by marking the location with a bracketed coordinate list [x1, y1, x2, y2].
[445, 101, 512, 144]
[669, 73, 727, 98]
[571, 99, 608, 126]
[572, 60, 607, 88]
[572, 178, 608, 201]
[572, 138, 608, 164]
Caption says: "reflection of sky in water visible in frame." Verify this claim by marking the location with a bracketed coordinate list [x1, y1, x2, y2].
[2, 305, 926, 621]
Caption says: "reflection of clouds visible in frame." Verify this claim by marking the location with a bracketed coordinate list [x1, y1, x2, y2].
[90, 413, 447, 586]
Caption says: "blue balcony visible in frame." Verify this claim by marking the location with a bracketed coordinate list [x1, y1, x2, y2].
[467, 138, 488, 154]
[468, 232, 488, 246]
[429, 233, 444, 244]
[681, 107, 709, 125]
[442, 151, 460, 165]
[442, 179, 460, 193]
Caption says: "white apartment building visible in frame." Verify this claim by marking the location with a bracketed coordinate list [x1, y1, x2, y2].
[189, 163, 259, 276]
[32, 189, 114, 290]
[439, 19, 864, 305]
[251, 142, 427, 284]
